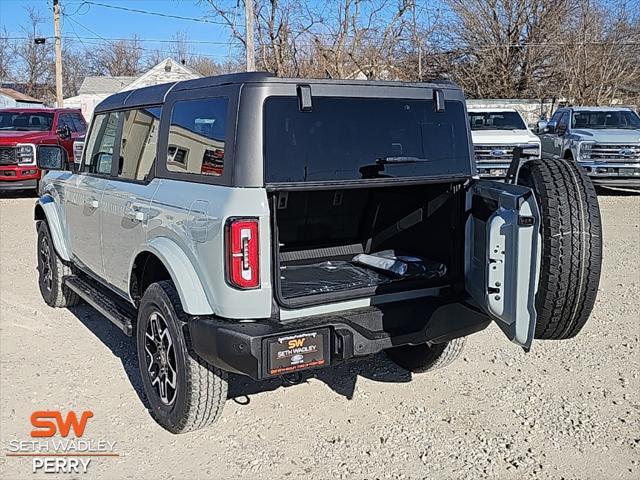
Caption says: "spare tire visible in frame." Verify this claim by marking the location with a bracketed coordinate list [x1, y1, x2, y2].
[517, 158, 602, 340]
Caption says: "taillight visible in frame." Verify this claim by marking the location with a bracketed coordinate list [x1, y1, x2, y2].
[225, 218, 260, 289]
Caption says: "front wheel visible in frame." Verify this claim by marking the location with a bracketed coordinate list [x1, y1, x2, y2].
[36, 221, 80, 307]
[137, 281, 227, 433]
[386, 337, 466, 373]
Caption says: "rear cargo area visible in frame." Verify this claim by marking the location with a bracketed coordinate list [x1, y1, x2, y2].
[270, 182, 466, 307]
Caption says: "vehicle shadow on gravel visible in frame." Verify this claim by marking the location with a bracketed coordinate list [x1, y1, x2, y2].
[0, 190, 38, 199]
[68, 305, 150, 408]
[228, 354, 412, 403]
[596, 186, 640, 196]
[67, 305, 413, 408]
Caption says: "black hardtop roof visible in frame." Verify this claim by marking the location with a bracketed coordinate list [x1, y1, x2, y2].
[94, 72, 461, 113]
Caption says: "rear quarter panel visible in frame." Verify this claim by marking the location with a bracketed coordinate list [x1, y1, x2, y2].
[147, 180, 272, 319]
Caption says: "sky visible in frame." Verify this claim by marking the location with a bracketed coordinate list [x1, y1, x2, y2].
[0, 0, 248, 62]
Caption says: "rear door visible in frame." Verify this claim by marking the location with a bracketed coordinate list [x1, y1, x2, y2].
[101, 106, 162, 294]
[465, 180, 541, 348]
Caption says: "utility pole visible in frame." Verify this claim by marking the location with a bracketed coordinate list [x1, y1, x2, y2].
[53, 0, 64, 107]
[411, 1, 422, 81]
[244, 0, 255, 71]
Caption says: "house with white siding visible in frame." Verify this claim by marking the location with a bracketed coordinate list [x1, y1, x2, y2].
[65, 58, 200, 120]
[0, 88, 44, 109]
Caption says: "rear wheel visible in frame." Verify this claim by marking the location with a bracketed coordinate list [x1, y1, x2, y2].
[517, 158, 602, 340]
[137, 281, 227, 433]
[386, 337, 466, 373]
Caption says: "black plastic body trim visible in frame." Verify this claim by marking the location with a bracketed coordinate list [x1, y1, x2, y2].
[189, 298, 490, 380]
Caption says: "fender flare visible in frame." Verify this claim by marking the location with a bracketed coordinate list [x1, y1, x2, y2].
[132, 237, 214, 315]
[34, 195, 71, 261]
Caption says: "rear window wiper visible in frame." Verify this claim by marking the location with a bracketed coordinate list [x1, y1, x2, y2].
[376, 156, 429, 164]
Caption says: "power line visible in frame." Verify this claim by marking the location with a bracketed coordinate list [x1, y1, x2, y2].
[65, 0, 366, 39]
[55, 11, 240, 62]
[4, 33, 640, 49]
[76, 1, 231, 26]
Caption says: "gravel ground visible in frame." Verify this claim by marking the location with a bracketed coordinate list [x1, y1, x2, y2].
[0, 190, 638, 480]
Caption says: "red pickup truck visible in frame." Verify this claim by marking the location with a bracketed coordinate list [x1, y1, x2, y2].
[0, 108, 86, 193]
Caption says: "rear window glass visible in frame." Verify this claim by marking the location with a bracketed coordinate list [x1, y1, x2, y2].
[264, 96, 471, 183]
[167, 97, 228, 176]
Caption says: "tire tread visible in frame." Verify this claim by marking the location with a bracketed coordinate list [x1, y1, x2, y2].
[518, 158, 602, 340]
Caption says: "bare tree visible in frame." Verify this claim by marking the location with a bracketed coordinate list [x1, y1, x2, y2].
[144, 48, 167, 69]
[202, 0, 317, 76]
[557, 0, 640, 104]
[441, 0, 571, 98]
[10, 7, 54, 100]
[61, 43, 91, 97]
[308, 0, 411, 80]
[0, 27, 14, 81]
[188, 56, 217, 76]
[169, 30, 193, 65]
[91, 36, 144, 76]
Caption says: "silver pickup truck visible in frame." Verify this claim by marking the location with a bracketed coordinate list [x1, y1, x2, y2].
[33, 74, 602, 433]
[538, 106, 640, 187]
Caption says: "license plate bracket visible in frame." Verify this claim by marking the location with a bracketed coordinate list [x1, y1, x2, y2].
[263, 329, 330, 377]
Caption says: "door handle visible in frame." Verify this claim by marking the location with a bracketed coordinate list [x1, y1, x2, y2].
[125, 207, 146, 222]
[84, 198, 99, 209]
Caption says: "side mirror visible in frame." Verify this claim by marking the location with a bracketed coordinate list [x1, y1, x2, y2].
[56, 125, 71, 139]
[545, 121, 557, 134]
[536, 120, 548, 133]
[96, 152, 113, 174]
[36, 145, 67, 170]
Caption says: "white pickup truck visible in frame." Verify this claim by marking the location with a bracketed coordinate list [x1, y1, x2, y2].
[468, 108, 541, 178]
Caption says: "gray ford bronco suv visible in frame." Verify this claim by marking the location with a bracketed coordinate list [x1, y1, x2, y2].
[34, 73, 602, 433]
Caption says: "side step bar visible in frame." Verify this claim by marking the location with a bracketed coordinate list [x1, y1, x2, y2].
[65, 276, 135, 336]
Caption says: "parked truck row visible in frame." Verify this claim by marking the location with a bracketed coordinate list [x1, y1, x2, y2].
[3, 104, 638, 194]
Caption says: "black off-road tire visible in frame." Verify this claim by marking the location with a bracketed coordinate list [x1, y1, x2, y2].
[517, 158, 602, 340]
[36, 221, 80, 308]
[137, 280, 227, 433]
[386, 337, 466, 373]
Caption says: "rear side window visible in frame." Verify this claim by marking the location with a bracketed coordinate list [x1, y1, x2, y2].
[117, 107, 161, 181]
[167, 98, 228, 176]
[83, 111, 121, 175]
[71, 113, 87, 134]
[264, 96, 471, 183]
[58, 113, 76, 131]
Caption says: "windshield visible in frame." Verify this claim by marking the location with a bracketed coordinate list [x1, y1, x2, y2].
[264, 96, 471, 183]
[572, 110, 640, 129]
[0, 111, 54, 131]
[468, 111, 526, 130]
[469, 112, 527, 130]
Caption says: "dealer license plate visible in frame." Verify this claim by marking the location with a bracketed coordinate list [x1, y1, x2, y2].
[618, 168, 636, 176]
[265, 329, 329, 377]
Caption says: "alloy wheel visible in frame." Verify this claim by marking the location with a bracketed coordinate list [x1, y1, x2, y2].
[144, 311, 178, 405]
[39, 236, 53, 292]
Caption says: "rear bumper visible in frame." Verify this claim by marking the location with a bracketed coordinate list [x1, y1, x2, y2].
[189, 299, 490, 380]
